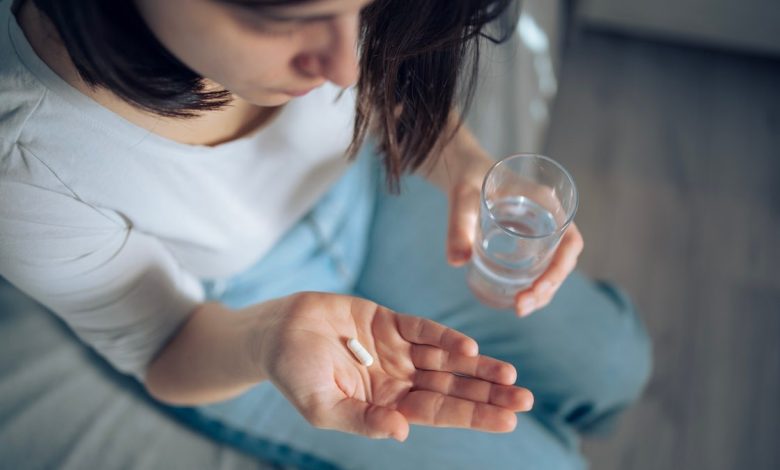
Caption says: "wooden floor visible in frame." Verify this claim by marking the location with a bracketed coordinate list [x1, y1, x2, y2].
[544, 25, 780, 470]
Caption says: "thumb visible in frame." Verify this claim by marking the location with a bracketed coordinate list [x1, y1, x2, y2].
[330, 398, 410, 442]
[447, 182, 480, 266]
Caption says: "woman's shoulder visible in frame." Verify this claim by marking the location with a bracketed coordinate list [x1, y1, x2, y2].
[0, 2, 49, 154]
[0, 77, 48, 156]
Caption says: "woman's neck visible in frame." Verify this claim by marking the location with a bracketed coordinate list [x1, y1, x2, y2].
[14, 0, 280, 147]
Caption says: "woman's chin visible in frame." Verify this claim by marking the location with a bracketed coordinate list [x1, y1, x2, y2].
[231, 90, 298, 108]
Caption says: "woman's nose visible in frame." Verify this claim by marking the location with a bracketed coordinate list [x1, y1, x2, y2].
[294, 15, 360, 88]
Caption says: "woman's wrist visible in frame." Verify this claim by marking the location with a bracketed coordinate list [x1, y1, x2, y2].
[145, 300, 272, 405]
[420, 112, 493, 192]
[241, 294, 292, 383]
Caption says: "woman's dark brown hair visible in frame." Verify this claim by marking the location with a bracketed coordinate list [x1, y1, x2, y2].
[32, 0, 514, 191]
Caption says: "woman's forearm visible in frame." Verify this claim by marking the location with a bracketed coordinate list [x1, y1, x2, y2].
[419, 110, 491, 192]
[144, 300, 273, 406]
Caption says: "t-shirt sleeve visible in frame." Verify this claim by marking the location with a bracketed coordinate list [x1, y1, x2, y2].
[0, 146, 205, 383]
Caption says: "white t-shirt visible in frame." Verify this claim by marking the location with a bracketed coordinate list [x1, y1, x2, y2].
[0, 0, 356, 381]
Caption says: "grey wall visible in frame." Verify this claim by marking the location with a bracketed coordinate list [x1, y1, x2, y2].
[579, 0, 780, 57]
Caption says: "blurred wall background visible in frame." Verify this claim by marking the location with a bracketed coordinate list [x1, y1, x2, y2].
[580, 0, 780, 56]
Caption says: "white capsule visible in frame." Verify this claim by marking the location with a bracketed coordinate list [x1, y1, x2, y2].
[347, 338, 374, 367]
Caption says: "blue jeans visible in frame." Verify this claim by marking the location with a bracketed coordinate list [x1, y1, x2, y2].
[165, 146, 652, 470]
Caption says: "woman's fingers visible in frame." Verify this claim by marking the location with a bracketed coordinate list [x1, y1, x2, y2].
[514, 223, 584, 317]
[396, 313, 479, 356]
[397, 390, 517, 432]
[322, 397, 410, 442]
[410, 344, 516, 385]
[413, 369, 533, 412]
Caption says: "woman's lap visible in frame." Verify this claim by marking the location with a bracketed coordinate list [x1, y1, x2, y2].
[179, 151, 651, 469]
[183, 380, 585, 470]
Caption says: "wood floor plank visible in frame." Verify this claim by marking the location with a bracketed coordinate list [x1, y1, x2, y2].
[544, 25, 780, 470]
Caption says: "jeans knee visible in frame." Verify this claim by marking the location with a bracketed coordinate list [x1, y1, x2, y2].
[563, 283, 653, 429]
[597, 281, 652, 401]
[599, 316, 652, 406]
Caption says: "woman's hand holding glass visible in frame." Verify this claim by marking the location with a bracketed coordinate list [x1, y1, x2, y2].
[427, 129, 584, 317]
[248, 292, 534, 442]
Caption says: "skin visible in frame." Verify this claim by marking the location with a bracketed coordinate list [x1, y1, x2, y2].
[254, 292, 533, 441]
[15, 0, 583, 440]
[134, 0, 362, 105]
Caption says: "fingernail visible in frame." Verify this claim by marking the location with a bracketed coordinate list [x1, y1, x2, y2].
[519, 298, 536, 316]
[463, 339, 479, 356]
[449, 250, 466, 264]
[523, 392, 535, 411]
[537, 281, 552, 295]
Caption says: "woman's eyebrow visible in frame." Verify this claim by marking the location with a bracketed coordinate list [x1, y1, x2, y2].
[219, 0, 319, 16]
[221, 0, 373, 22]
[265, 11, 337, 22]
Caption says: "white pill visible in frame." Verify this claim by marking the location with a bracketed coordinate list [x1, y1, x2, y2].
[347, 338, 374, 367]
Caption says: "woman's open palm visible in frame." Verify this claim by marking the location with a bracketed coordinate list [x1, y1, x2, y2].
[259, 292, 534, 442]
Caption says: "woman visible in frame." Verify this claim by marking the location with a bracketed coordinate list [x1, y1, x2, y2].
[0, 0, 652, 468]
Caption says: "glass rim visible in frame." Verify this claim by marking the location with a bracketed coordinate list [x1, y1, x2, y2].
[481, 153, 579, 240]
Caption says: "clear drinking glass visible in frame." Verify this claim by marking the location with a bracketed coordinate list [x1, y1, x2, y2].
[466, 153, 578, 309]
